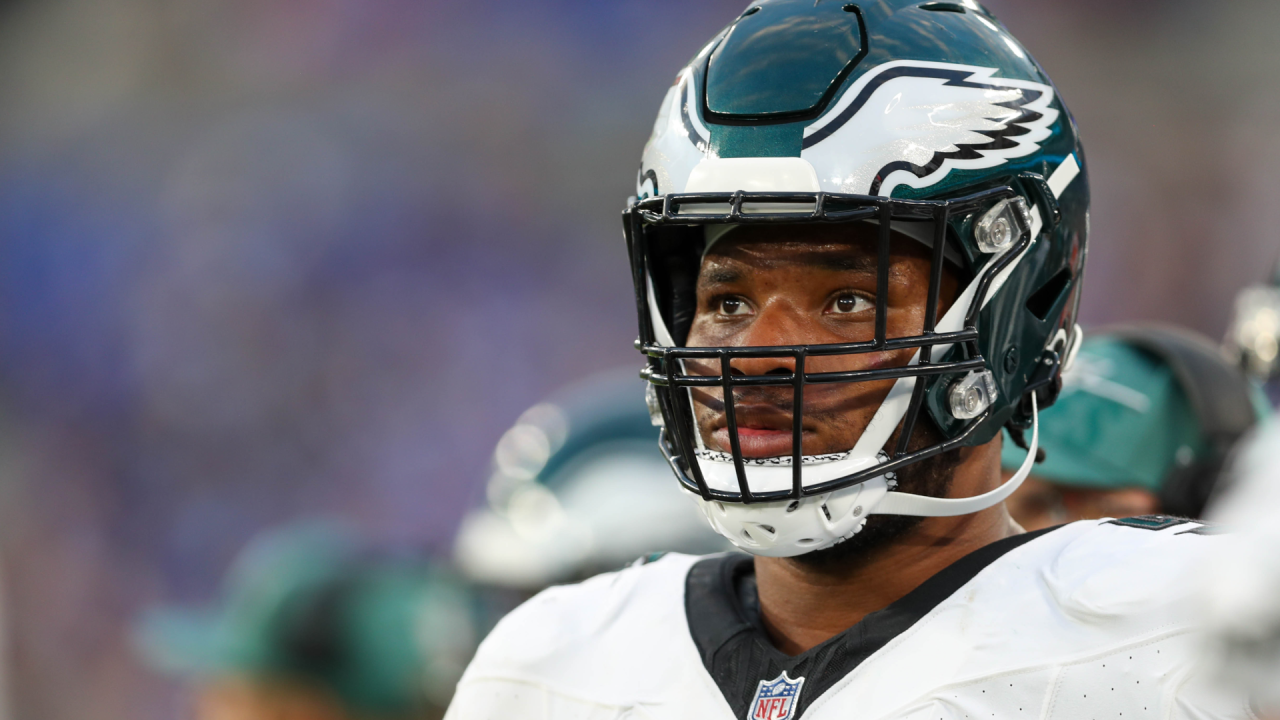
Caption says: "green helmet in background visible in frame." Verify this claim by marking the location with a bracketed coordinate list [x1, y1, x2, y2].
[135, 521, 480, 717]
[628, 0, 1088, 556]
[1002, 325, 1269, 518]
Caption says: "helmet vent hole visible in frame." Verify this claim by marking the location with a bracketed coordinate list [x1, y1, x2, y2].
[786, 501, 800, 513]
[918, 1, 966, 12]
[741, 6, 761, 17]
[758, 524, 776, 535]
[1026, 268, 1072, 321]
[797, 538, 820, 546]
[821, 504, 833, 521]
[842, 4, 859, 11]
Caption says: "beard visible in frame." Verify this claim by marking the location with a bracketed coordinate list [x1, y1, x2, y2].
[791, 417, 962, 572]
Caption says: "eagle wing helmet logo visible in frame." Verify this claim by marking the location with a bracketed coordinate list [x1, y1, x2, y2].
[638, 61, 1060, 201]
[802, 60, 1059, 198]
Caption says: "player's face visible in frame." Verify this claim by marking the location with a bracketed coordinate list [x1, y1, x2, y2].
[684, 224, 958, 458]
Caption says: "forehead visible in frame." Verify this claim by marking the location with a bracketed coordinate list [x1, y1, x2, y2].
[698, 223, 933, 279]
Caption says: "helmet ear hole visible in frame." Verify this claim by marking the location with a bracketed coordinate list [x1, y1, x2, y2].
[1026, 268, 1072, 322]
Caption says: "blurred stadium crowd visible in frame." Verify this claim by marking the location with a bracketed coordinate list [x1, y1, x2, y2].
[2, 0, 1280, 718]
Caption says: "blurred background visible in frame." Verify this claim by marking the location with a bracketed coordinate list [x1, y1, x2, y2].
[0, 0, 1276, 717]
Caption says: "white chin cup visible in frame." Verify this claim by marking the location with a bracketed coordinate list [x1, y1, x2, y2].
[692, 477, 890, 558]
[691, 395, 1040, 557]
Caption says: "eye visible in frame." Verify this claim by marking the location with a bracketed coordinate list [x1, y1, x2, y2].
[827, 293, 873, 315]
[718, 297, 753, 316]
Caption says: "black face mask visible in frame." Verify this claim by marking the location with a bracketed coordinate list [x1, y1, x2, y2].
[626, 185, 1045, 506]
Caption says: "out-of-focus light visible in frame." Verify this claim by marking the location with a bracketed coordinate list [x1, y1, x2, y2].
[506, 484, 568, 542]
[516, 403, 570, 454]
[1226, 285, 1280, 380]
[493, 423, 552, 481]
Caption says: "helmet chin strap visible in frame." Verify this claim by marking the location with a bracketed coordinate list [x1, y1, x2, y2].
[873, 393, 1039, 518]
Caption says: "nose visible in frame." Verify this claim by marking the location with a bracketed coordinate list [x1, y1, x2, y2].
[726, 305, 817, 378]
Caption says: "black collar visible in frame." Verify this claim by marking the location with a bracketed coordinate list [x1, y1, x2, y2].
[685, 527, 1059, 719]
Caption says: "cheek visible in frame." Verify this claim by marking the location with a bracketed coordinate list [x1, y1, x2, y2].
[882, 262, 935, 333]
[805, 347, 914, 374]
[685, 315, 723, 347]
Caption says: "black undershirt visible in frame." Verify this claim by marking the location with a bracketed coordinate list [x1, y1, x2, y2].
[685, 527, 1059, 719]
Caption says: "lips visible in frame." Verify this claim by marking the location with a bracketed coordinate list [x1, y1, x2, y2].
[708, 405, 808, 459]
[692, 381, 890, 460]
[711, 426, 802, 459]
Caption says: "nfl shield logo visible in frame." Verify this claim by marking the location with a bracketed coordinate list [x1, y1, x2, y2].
[747, 671, 805, 720]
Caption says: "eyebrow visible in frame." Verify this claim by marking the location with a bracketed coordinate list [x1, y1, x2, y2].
[701, 267, 743, 284]
[696, 245, 885, 285]
[810, 253, 878, 273]
[701, 253, 878, 284]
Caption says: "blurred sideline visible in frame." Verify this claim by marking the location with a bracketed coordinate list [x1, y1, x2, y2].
[0, 0, 1280, 717]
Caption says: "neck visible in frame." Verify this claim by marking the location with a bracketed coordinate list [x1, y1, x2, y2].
[753, 439, 1021, 656]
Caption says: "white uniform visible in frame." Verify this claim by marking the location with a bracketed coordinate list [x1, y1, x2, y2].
[447, 518, 1248, 720]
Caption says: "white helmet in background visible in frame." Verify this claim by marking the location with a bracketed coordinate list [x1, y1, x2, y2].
[1224, 258, 1280, 384]
[454, 369, 728, 590]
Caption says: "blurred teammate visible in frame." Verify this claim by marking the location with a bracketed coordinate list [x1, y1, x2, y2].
[453, 369, 726, 591]
[136, 521, 478, 720]
[1002, 325, 1267, 530]
[1199, 422, 1280, 716]
[448, 2, 1247, 718]
[1224, 259, 1280, 385]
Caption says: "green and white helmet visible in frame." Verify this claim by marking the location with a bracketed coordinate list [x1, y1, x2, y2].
[626, 0, 1088, 557]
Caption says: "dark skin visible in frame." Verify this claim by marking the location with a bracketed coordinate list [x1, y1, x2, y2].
[685, 224, 1022, 656]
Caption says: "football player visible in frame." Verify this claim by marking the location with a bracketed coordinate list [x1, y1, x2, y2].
[1001, 325, 1267, 530]
[136, 521, 479, 720]
[447, 2, 1248, 718]
[453, 369, 727, 591]
[1199, 421, 1280, 717]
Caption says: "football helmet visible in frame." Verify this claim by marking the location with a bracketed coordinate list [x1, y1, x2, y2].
[625, 0, 1089, 556]
[135, 520, 481, 714]
[453, 369, 727, 589]
[1001, 325, 1265, 521]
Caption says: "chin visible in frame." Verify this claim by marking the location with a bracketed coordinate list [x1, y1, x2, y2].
[791, 514, 925, 570]
[792, 424, 963, 569]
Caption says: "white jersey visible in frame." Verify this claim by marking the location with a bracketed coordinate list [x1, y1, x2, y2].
[447, 518, 1248, 720]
